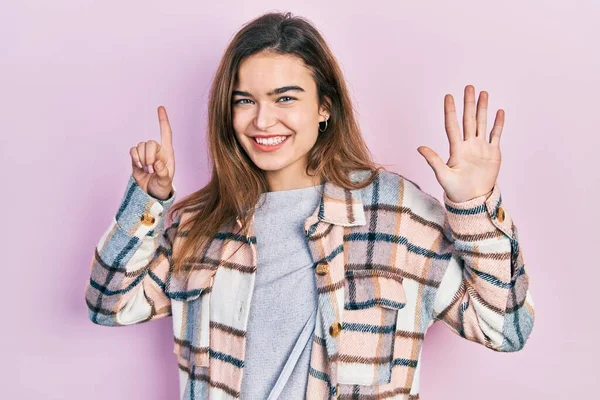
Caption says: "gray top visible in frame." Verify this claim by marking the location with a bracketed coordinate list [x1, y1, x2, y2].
[240, 183, 324, 399]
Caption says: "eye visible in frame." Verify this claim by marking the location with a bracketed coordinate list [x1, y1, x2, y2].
[233, 99, 253, 105]
[278, 96, 296, 103]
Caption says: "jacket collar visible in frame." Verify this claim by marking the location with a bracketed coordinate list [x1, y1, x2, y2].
[235, 169, 370, 237]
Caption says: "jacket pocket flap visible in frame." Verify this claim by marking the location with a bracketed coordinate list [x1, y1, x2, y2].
[344, 269, 407, 310]
[165, 262, 218, 301]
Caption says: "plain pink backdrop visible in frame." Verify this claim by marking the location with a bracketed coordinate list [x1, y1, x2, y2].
[2, 0, 597, 398]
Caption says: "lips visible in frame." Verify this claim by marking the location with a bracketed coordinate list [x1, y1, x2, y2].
[250, 135, 290, 152]
[251, 134, 291, 139]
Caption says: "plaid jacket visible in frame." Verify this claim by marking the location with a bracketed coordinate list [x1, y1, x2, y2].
[85, 169, 535, 399]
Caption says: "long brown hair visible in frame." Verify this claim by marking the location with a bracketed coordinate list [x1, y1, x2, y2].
[167, 11, 387, 276]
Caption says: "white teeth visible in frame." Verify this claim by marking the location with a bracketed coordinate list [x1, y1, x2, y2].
[255, 136, 287, 145]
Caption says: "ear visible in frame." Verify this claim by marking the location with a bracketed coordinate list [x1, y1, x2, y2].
[319, 96, 332, 121]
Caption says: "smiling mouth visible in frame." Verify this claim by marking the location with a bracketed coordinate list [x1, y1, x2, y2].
[252, 136, 290, 146]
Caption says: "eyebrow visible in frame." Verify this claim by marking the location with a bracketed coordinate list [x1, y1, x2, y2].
[232, 85, 305, 97]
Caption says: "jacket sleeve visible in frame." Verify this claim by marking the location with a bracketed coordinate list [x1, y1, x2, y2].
[85, 174, 180, 326]
[431, 183, 535, 352]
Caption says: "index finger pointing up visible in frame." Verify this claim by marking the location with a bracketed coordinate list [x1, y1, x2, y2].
[157, 105, 173, 152]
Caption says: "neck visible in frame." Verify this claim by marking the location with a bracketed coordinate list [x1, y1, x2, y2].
[264, 163, 324, 192]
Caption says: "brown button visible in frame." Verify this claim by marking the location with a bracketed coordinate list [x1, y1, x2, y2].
[315, 263, 329, 275]
[140, 212, 156, 226]
[497, 206, 505, 222]
[329, 322, 342, 337]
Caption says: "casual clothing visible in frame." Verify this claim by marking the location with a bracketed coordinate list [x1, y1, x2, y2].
[241, 184, 323, 398]
[85, 169, 535, 400]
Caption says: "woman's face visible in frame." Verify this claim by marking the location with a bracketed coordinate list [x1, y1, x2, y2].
[232, 52, 329, 185]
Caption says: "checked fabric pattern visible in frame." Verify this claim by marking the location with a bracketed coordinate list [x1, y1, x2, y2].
[85, 169, 535, 399]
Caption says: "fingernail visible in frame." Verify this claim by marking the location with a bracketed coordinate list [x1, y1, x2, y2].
[148, 165, 154, 174]
[137, 162, 143, 169]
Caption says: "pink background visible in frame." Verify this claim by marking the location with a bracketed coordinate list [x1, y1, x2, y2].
[3, 0, 597, 398]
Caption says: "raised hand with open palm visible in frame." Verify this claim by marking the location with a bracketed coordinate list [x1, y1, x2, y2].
[130, 106, 176, 200]
[417, 85, 504, 203]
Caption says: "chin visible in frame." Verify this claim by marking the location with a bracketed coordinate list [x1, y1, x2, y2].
[251, 159, 291, 172]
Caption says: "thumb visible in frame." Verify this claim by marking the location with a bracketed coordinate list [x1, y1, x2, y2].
[153, 159, 170, 182]
[417, 146, 445, 176]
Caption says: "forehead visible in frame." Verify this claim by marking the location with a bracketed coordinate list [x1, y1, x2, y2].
[234, 52, 315, 91]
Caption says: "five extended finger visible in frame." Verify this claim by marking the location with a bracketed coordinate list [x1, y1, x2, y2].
[444, 94, 461, 148]
[476, 91, 488, 140]
[490, 109, 505, 146]
[463, 85, 477, 140]
[158, 106, 173, 153]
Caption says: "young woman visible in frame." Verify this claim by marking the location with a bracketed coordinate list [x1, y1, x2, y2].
[85, 11, 535, 400]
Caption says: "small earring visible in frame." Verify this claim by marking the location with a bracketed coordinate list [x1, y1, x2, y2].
[319, 118, 328, 132]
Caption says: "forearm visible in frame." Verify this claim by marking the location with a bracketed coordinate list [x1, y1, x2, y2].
[85, 174, 178, 326]
[433, 183, 535, 351]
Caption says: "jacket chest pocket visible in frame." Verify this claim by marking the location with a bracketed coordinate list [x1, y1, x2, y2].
[336, 268, 407, 387]
[166, 263, 216, 374]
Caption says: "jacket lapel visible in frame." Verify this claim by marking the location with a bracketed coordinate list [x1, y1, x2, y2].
[303, 170, 370, 396]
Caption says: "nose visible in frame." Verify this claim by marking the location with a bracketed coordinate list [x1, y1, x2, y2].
[254, 103, 278, 131]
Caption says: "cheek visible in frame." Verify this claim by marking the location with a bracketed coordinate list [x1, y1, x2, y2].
[282, 106, 319, 132]
[232, 112, 250, 142]
[232, 111, 244, 133]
